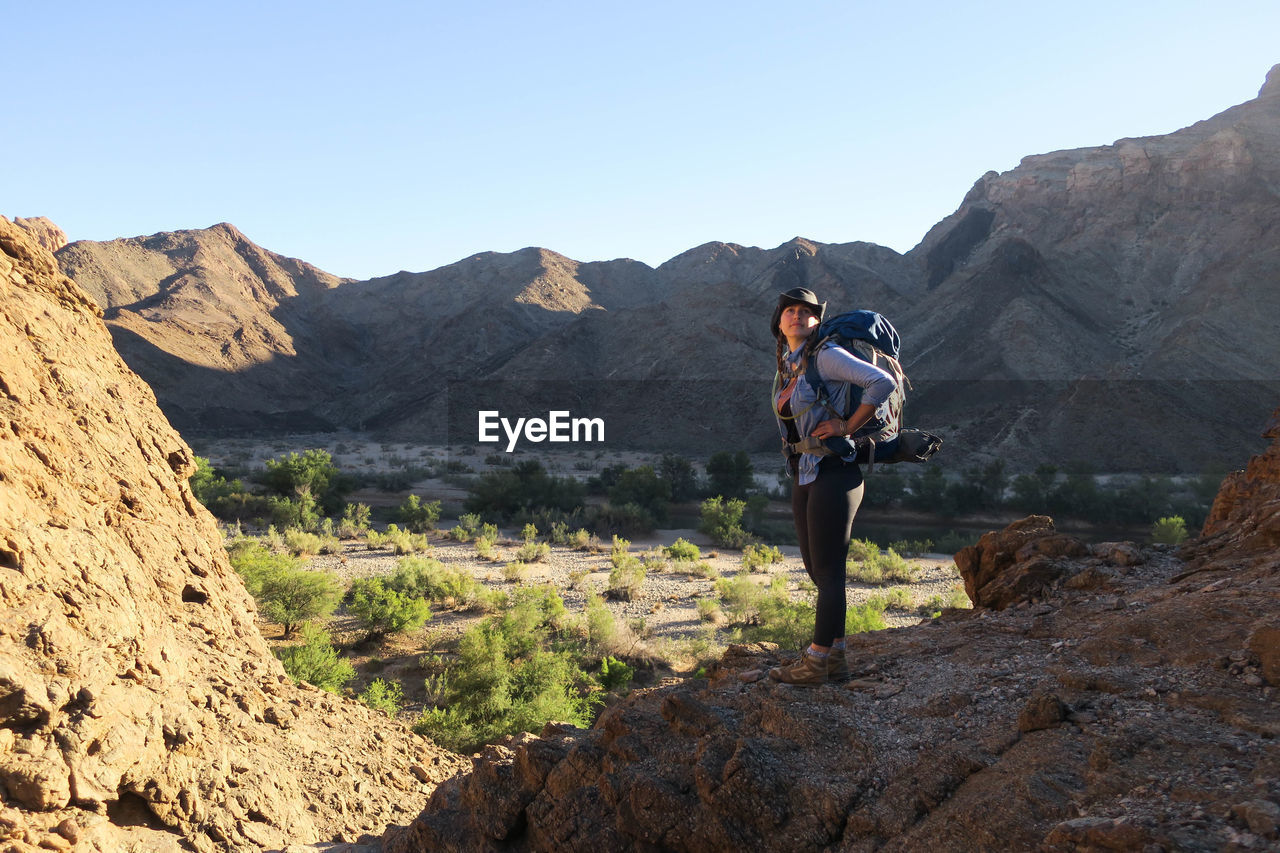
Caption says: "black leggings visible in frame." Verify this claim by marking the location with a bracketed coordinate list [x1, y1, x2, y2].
[791, 457, 864, 647]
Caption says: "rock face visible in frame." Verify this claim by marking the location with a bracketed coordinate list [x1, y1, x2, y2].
[389, 411, 1280, 851]
[0, 217, 466, 852]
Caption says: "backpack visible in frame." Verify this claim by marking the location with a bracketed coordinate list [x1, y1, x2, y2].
[798, 309, 941, 467]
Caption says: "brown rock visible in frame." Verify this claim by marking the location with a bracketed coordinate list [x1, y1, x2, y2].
[1233, 799, 1280, 838]
[955, 516, 1084, 609]
[0, 217, 468, 849]
[1247, 624, 1280, 685]
[1018, 692, 1067, 733]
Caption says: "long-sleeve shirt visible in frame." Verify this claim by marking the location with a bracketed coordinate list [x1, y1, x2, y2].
[775, 341, 897, 485]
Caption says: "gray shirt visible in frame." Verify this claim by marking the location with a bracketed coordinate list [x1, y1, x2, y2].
[775, 341, 897, 485]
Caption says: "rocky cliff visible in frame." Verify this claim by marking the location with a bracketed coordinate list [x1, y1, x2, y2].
[386, 412, 1280, 851]
[0, 217, 467, 852]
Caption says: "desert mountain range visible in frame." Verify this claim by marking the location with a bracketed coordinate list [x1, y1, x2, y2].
[3, 209, 1279, 849]
[31, 66, 1280, 473]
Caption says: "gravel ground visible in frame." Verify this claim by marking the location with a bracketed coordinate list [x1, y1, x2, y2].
[303, 525, 967, 654]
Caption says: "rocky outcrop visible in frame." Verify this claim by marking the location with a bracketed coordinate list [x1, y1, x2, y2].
[0, 217, 466, 852]
[1193, 407, 1280, 557]
[11, 218, 66, 254]
[389, 418, 1280, 851]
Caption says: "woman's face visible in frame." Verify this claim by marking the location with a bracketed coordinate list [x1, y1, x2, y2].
[781, 303, 819, 339]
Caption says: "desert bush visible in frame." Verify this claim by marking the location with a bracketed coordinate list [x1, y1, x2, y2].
[359, 678, 404, 717]
[598, 656, 634, 693]
[261, 449, 353, 514]
[275, 624, 354, 692]
[464, 460, 585, 520]
[451, 513, 484, 542]
[268, 493, 321, 530]
[1151, 515, 1189, 545]
[337, 503, 372, 539]
[848, 547, 917, 585]
[607, 557, 646, 601]
[741, 543, 783, 572]
[888, 538, 933, 558]
[387, 556, 479, 609]
[474, 537, 496, 559]
[514, 541, 550, 563]
[283, 528, 340, 557]
[918, 584, 971, 616]
[664, 537, 701, 562]
[657, 453, 700, 503]
[398, 494, 442, 533]
[847, 538, 881, 562]
[568, 528, 601, 551]
[866, 587, 912, 611]
[845, 602, 888, 635]
[715, 574, 812, 647]
[504, 561, 529, 583]
[225, 538, 293, 598]
[695, 598, 722, 622]
[347, 577, 431, 639]
[521, 523, 539, 542]
[190, 456, 269, 520]
[699, 496, 754, 549]
[640, 549, 667, 571]
[705, 450, 754, 500]
[548, 521, 570, 545]
[413, 585, 594, 753]
[607, 465, 672, 525]
[590, 502, 657, 538]
[609, 535, 631, 566]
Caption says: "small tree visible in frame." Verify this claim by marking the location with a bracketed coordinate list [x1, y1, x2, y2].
[607, 466, 672, 524]
[700, 496, 753, 549]
[706, 451, 754, 499]
[658, 454, 699, 503]
[398, 494, 442, 533]
[258, 566, 342, 639]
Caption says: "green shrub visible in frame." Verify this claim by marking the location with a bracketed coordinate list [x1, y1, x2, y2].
[359, 678, 404, 716]
[504, 561, 529, 583]
[658, 454, 699, 503]
[261, 449, 352, 514]
[268, 493, 321, 530]
[848, 547, 917, 585]
[337, 503, 372, 539]
[607, 557, 646, 601]
[866, 587, 912, 611]
[521, 523, 539, 542]
[846, 602, 888, 635]
[283, 528, 340, 557]
[706, 450, 754, 500]
[568, 528, 601, 551]
[741, 543, 783, 572]
[347, 577, 431, 639]
[918, 583, 972, 616]
[226, 538, 295, 598]
[590, 502, 657, 538]
[398, 494, 442, 533]
[700, 496, 754, 549]
[609, 535, 629, 568]
[1151, 515, 1189, 545]
[275, 624, 354, 692]
[599, 656, 634, 693]
[607, 466, 672, 525]
[515, 541, 550, 563]
[414, 585, 594, 754]
[549, 521, 570, 545]
[695, 598, 722, 622]
[387, 556, 480, 609]
[475, 537, 496, 559]
[888, 538, 933, 558]
[451, 513, 483, 542]
[582, 593, 621, 655]
[847, 538, 881, 562]
[664, 537, 701, 562]
[464, 460, 585, 520]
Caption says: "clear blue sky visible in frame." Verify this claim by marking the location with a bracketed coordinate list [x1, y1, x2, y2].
[6, 1, 1278, 280]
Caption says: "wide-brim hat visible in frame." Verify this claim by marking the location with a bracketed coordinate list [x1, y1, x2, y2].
[770, 287, 827, 338]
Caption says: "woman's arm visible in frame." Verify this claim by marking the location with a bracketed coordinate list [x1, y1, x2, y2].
[810, 402, 878, 440]
[813, 346, 896, 408]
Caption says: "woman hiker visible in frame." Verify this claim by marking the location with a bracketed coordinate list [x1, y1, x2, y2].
[769, 287, 896, 685]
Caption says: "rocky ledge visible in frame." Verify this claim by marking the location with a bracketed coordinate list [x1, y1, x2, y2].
[389, 413, 1280, 852]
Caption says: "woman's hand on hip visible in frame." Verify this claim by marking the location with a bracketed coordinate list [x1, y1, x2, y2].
[810, 418, 847, 439]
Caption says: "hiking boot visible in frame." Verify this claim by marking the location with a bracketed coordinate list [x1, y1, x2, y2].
[768, 650, 829, 686]
[827, 648, 850, 682]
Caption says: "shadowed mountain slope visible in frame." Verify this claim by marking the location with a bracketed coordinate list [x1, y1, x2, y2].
[47, 66, 1280, 471]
